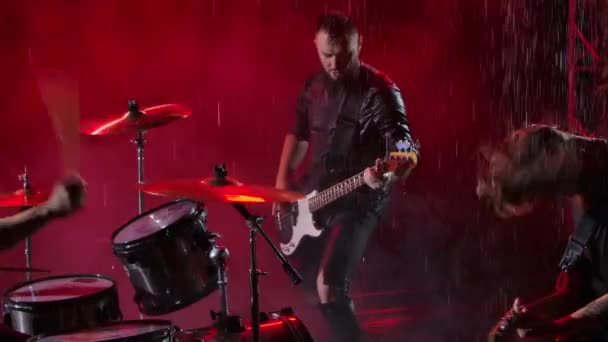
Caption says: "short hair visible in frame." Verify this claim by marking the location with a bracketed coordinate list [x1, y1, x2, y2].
[315, 12, 358, 40]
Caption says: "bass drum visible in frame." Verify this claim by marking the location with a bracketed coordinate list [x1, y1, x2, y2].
[3, 274, 121, 336]
[112, 199, 218, 316]
[28, 320, 176, 341]
[176, 310, 314, 342]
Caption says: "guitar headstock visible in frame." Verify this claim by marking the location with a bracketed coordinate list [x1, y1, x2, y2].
[396, 139, 420, 155]
[386, 139, 420, 173]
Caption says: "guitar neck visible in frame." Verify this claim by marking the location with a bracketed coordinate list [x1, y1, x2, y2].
[308, 171, 366, 212]
[305, 145, 419, 213]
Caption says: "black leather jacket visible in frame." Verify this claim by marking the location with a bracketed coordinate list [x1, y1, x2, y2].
[290, 63, 416, 218]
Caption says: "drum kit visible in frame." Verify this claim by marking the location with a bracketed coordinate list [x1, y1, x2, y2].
[0, 101, 312, 341]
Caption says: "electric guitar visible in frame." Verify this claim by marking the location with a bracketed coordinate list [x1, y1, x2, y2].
[276, 140, 419, 256]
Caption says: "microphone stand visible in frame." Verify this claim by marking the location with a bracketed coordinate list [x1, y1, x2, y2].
[212, 164, 302, 342]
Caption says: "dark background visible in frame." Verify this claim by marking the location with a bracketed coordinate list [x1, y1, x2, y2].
[1, 1, 606, 340]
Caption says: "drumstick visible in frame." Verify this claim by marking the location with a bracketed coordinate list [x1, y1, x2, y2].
[30, 55, 80, 175]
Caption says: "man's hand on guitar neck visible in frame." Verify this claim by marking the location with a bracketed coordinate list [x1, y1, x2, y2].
[364, 159, 388, 190]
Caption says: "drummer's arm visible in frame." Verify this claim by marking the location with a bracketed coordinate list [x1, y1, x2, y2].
[0, 175, 84, 250]
[0, 206, 55, 250]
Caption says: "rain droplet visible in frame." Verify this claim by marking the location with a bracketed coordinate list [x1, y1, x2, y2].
[217, 101, 221, 127]
[173, 140, 177, 161]
[103, 183, 108, 208]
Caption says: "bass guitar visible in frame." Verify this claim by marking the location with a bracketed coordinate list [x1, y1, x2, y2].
[276, 140, 419, 256]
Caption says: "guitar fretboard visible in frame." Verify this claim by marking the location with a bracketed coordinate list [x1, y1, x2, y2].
[308, 172, 365, 212]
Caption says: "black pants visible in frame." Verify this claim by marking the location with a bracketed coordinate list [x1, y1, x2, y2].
[320, 209, 381, 290]
[315, 203, 386, 342]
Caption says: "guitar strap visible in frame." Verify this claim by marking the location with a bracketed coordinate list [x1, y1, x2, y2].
[559, 210, 597, 271]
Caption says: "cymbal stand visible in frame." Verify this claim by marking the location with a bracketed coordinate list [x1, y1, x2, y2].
[213, 164, 302, 342]
[128, 100, 146, 216]
[128, 100, 145, 320]
[18, 167, 32, 281]
[133, 128, 145, 215]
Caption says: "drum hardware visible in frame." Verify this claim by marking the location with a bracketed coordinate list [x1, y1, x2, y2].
[212, 164, 303, 342]
[133, 123, 145, 321]
[138, 164, 305, 341]
[176, 309, 314, 342]
[0, 167, 53, 281]
[82, 101, 192, 320]
[0, 267, 50, 273]
[3, 274, 122, 336]
[27, 319, 177, 341]
[80, 100, 192, 216]
[111, 200, 219, 317]
[0, 170, 50, 208]
[127, 101, 147, 216]
[138, 173, 304, 205]
[208, 244, 246, 334]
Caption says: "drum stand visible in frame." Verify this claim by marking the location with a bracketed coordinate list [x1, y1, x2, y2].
[209, 245, 244, 334]
[213, 164, 302, 342]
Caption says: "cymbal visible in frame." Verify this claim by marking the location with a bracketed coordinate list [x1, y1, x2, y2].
[0, 189, 50, 207]
[0, 266, 50, 273]
[81, 103, 191, 135]
[140, 178, 304, 204]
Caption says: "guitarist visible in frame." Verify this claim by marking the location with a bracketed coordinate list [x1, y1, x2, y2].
[272, 12, 417, 342]
[478, 125, 608, 341]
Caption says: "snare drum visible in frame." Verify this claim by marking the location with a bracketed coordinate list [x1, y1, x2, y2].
[3, 274, 121, 336]
[112, 199, 218, 315]
[28, 320, 176, 341]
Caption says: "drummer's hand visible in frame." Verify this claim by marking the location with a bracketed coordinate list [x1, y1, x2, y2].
[45, 174, 86, 217]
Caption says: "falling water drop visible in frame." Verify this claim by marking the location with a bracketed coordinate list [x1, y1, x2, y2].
[103, 183, 108, 208]
[173, 140, 177, 161]
[217, 101, 221, 127]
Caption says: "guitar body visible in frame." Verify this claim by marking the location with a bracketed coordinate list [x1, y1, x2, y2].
[277, 190, 324, 256]
[275, 142, 420, 257]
